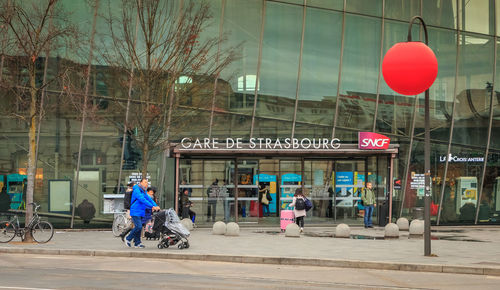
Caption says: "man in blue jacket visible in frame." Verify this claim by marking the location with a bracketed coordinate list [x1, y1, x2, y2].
[125, 178, 159, 248]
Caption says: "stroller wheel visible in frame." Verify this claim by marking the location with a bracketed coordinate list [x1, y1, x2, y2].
[157, 244, 163, 249]
[163, 242, 169, 248]
[184, 241, 190, 249]
[178, 244, 184, 249]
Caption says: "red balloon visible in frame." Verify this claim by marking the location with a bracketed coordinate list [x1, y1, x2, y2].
[382, 42, 438, 96]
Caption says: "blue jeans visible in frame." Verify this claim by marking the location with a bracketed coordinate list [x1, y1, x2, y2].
[126, 215, 143, 246]
[262, 204, 269, 216]
[364, 205, 374, 226]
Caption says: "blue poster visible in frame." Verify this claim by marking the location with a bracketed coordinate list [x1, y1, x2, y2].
[335, 171, 354, 207]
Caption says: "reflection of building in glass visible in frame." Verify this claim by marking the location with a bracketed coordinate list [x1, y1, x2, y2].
[1, 0, 500, 227]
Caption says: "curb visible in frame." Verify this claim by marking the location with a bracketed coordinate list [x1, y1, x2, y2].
[1, 247, 499, 276]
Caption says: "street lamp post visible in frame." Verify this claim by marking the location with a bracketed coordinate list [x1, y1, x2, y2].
[382, 16, 437, 256]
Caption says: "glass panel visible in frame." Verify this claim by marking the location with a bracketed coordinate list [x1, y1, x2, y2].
[295, 7, 342, 136]
[257, 159, 280, 219]
[200, 160, 235, 224]
[345, 0, 382, 17]
[378, 20, 420, 136]
[253, 2, 302, 138]
[490, 39, 500, 151]
[451, 33, 493, 147]
[215, 0, 262, 138]
[307, 0, 343, 10]
[458, 0, 494, 34]
[384, 0, 420, 21]
[211, 113, 252, 140]
[294, 123, 332, 139]
[279, 160, 302, 224]
[333, 159, 366, 224]
[401, 141, 448, 222]
[304, 160, 334, 223]
[441, 146, 484, 224]
[391, 136, 410, 220]
[236, 159, 259, 222]
[337, 14, 381, 131]
[480, 152, 500, 224]
[422, 0, 457, 29]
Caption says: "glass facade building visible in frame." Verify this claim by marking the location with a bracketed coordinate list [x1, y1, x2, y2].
[1, 0, 500, 227]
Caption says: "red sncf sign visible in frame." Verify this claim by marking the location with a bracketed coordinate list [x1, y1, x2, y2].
[358, 132, 390, 150]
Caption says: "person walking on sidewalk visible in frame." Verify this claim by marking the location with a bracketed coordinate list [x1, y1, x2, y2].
[125, 178, 159, 248]
[181, 188, 196, 224]
[362, 182, 376, 228]
[289, 188, 306, 233]
[119, 182, 135, 241]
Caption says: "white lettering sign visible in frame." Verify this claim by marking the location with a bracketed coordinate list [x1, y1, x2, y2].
[179, 138, 342, 150]
[439, 154, 484, 163]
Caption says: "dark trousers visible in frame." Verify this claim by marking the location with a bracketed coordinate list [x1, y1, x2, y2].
[295, 216, 304, 228]
[182, 206, 196, 223]
[207, 202, 216, 221]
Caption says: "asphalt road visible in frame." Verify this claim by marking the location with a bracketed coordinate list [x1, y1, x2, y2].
[0, 253, 499, 289]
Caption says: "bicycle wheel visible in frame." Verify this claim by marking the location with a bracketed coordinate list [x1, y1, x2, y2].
[112, 215, 128, 237]
[0, 221, 16, 243]
[31, 221, 54, 243]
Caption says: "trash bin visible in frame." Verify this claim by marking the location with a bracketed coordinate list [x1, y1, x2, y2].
[378, 201, 389, 227]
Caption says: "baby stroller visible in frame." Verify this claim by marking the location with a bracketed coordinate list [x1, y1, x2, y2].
[152, 209, 190, 249]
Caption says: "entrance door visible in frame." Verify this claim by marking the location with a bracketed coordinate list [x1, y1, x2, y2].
[332, 160, 367, 225]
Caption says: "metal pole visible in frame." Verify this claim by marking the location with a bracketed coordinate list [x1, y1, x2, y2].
[408, 16, 431, 256]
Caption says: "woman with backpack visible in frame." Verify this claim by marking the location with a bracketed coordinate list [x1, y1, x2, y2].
[289, 188, 306, 233]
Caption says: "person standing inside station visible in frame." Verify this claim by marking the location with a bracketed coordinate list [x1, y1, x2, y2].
[125, 178, 159, 248]
[362, 182, 376, 228]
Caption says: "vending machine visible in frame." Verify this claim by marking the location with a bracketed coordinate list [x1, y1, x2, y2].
[253, 174, 277, 214]
[280, 173, 301, 211]
[455, 176, 478, 215]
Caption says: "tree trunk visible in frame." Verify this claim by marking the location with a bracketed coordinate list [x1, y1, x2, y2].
[24, 64, 37, 242]
[142, 131, 149, 180]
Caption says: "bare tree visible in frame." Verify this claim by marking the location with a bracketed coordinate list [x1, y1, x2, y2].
[0, 0, 77, 241]
[101, 0, 237, 179]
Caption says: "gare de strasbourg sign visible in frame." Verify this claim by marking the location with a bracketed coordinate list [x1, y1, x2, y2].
[180, 132, 390, 151]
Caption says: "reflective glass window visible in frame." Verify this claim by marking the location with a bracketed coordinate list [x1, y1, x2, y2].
[295, 7, 342, 137]
[214, 0, 263, 139]
[253, 2, 303, 138]
[385, 0, 420, 21]
[458, 0, 494, 34]
[346, 0, 382, 17]
[337, 14, 381, 131]
[422, 0, 457, 29]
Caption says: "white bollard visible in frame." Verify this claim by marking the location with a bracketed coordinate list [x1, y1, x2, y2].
[335, 223, 351, 238]
[396, 217, 409, 231]
[212, 221, 226, 235]
[384, 223, 399, 238]
[409, 219, 424, 235]
[285, 223, 300, 237]
[225, 222, 240, 236]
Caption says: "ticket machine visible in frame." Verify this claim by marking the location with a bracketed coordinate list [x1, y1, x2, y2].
[253, 174, 277, 214]
[455, 176, 478, 215]
[280, 173, 301, 211]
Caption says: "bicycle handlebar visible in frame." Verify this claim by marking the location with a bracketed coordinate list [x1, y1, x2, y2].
[28, 202, 41, 211]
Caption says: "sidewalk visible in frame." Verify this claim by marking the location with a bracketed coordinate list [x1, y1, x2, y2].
[1, 225, 500, 276]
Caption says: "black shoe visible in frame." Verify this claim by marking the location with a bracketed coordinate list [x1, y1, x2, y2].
[368, 225, 374, 228]
[364, 225, 368, 228]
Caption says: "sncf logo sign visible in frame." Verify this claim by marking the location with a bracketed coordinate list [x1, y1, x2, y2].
[358, 132, 390, 150]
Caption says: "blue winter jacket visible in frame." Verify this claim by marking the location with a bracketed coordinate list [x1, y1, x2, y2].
[130, 184, 157, 217]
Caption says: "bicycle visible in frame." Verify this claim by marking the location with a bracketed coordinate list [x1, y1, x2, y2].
[0, 202, 54, 243]
[112, 212, 131, 237]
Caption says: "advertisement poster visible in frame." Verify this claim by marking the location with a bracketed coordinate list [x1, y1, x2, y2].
[335, 171, 354, 207]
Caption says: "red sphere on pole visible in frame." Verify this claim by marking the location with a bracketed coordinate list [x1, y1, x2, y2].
[382, 42, 438, 96]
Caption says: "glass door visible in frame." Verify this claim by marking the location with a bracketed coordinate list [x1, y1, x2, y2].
[333, 159, 367, 225]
